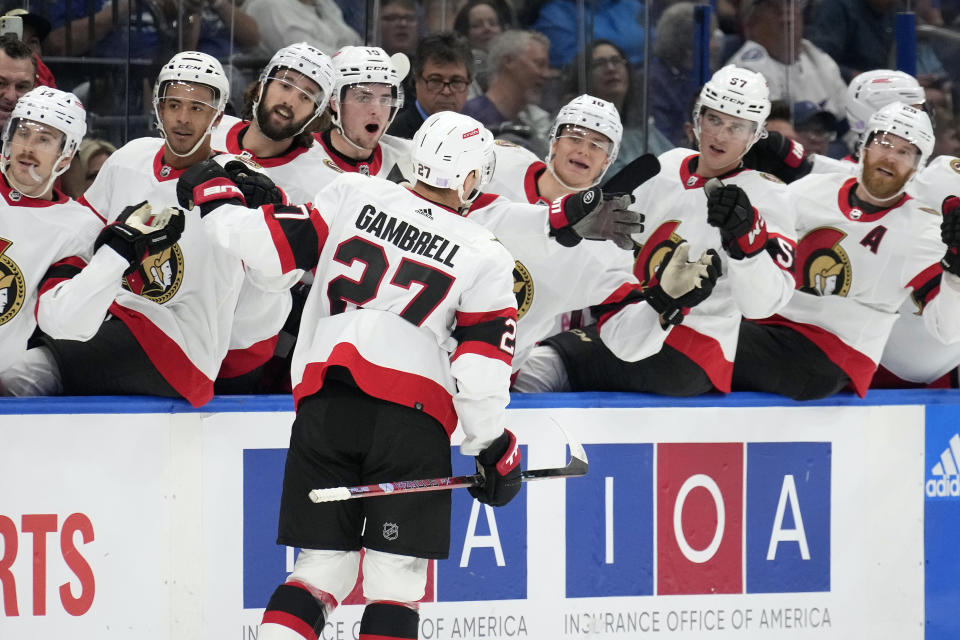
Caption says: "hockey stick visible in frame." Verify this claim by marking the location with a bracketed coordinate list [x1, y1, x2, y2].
[601, 153, 661, 194]
[308, 429, 588, 503]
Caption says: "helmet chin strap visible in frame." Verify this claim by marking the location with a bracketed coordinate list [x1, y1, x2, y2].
[855, 161, 910, 204]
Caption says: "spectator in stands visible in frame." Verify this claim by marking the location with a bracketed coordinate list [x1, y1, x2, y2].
[0, 33, 35, 130]
[454, 0, 511, 52]
[648, 2, 719, 147]
[388, 32, 473, 139]
[806, 0, 942, 82]
[380, 0, 419, 58]
[462, 29, 553, 156]
[181, 0, 260, 59]
[728, 0, 847, 126]
[2, 4, 56, 87]
[533, 0, 648, 69]
[561, 39, 672, 175]
[60, 137, 116, 199]
[453, 0, 515, 93]
[244, 0, 360, 61]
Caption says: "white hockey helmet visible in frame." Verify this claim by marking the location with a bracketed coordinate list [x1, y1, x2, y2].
[857, 101, 934, 200]
[1, 87, 87, 197]
[411, 111, 495, 207]
[694, 65, 771, 148]
[153, 51, 229, 158]
[846, 69, 925, 134]
[329, 46, 407, 136]
[254, 42, 335, 137]
[547, 94, 623, 189]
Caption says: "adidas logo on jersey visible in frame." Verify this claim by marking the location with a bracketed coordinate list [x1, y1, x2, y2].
[926, 432, 960, 497]
[415, 207, 434, 219]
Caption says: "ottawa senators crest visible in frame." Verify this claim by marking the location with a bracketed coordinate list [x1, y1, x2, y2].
[0, 239, 25, 326]
[122, 244, 185, 304]
[513, 260, 534, 319]
[796, 227, 852, 296]
[633, 220, 684, 284]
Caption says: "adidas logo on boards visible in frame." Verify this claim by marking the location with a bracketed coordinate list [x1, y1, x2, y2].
[927, 433, 960, 497]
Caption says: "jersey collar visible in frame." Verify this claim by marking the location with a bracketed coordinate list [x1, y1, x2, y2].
[0, 174, 69, 207]
[523, 161, 549, 204]
[153, 147, 186, 182]
[224, 120, 310, 167]
[838, 177, 911, 222]
[678, 153, 747, 189]
[317, 130, 383, 176]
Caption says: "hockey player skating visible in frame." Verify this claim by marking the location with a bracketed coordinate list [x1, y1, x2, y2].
[176, 112, 521, 640]
[2, 52, 289, 404]
[0, 88, 104, 384]
[515, 65, 797, 395]
[733, 102, 960, 399]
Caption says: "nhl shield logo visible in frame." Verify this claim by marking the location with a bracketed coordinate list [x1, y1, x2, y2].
[686, 176, 697, 187]
[848, 208, 862, 220]
[582, 189, 595, 205]
[359, 164, 370, 176]
[160, 165, 172, 178]
[8, 189, 21, 201]
[382, 522, 399, 541]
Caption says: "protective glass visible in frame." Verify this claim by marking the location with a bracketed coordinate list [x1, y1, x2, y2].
[865, 132, 921, 168]
[266, 69, 327, 108]
[556, 125, 614, 155]
[698, 110, 757, 142]
[341, 83, 403, 109]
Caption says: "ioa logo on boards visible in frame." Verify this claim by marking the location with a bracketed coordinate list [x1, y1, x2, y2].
[926, 433, 960, 498]
[242, 443, 827, 605]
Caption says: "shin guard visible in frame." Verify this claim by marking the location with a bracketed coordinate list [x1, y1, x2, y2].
[359, 601, 419, 640]
[259, 582, 330, 640]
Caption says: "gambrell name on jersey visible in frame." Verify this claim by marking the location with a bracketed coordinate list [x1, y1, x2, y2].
[356, 204, 460, 267]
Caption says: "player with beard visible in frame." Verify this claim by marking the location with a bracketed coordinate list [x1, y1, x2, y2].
[313, 45, 413, 184]
[0, 88, 104, 385]
[733, 102, 960, 400]
[514, 66, 797, 396]
[2, 52, 291, 404]
[212, 42, 335, 204]
[210, 43, 337, 391]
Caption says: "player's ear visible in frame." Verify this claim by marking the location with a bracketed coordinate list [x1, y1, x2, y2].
[213, 111, 225, 128]
[56, 151, 76, 174]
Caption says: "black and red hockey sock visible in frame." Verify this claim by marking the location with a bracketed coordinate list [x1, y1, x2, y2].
[260, 582, 327, 640]
[358, 601, 419, 640]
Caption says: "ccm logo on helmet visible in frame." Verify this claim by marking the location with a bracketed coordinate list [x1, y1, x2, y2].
[462, 128, 479, 139]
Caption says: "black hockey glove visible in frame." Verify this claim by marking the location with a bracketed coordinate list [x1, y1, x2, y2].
[643, 243, 722, 326]
[222, 160, 286, 208]
[549, 187, 642, 250]
[176, 158, 246, 216]
[941, 196, 960, 276]
[94, 201, 185, 275]
[705, 179, 768, 259]
[468, 429, 522, 507]
[744, 131, 812, 183]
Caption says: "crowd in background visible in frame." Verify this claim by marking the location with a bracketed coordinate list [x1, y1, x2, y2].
[4, 0, 958, 191]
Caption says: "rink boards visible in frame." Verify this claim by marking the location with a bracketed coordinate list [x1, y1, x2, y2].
[0, 390, 958, 639]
